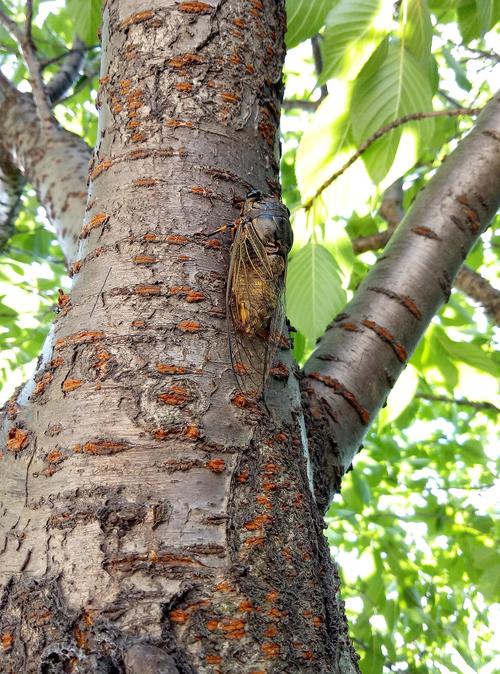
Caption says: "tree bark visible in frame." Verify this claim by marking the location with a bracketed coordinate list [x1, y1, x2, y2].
[0, 2, 359, 673]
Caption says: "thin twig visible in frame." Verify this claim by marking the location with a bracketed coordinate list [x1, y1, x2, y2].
[0, 5, 53, 129]
[40, 44, 99, 70]
[416, 394, 498, 413]
[301, 108, 481, 211]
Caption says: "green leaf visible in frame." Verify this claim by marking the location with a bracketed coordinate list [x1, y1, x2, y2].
[286, 240, 346, 344]
[68, 0, 101, 44]
[351, 40, 434, 184]
[441, 48, 472, 92]
[378, 364, 419, 428]
[402, 0, 433, 62]
[285, 0, 336, 49]
[476, 0, 500, 35]
[320, 0, 393, 83]
[295, 86, 373, 211]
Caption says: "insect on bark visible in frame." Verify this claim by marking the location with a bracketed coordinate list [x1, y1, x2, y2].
[225, 189, 293, 398]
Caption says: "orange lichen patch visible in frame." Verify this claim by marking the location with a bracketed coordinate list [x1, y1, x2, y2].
[133, 255, 158, 265]
[244, 514, 272, 531]
[169, 53, 203, 68]
[175, 82, 193, 92]
[1, 632, 14, 652]
[133, 177, 157, 187]
[76, 440, 128, 455]
[177, 320, 202, 333]
[170, 610, 189, 624]
[34, 372, 53, 396]
[233, 17, 245, 27]
[246, 64, 255, 74]
[62, 379, 82, 393]
[282, 547, 292, 561]
[233, 361, 249, 375]
[166, 119, 193, 128]
[153, 428, 170, 440]
[47, 450, 63, 464]
[179, 1, 213, 13]
[183, 425, 200, 439]
[7, 399, 18, 420]
[80, 212, 109, 239]
[255, 495, 272, 509]
[204, 237, 222, 249]
[308, 372, 371, 425]
[131, 320, 145, 328]
[121, 9, 154, 27]
[269, 362, 289, 380]
[156, 363, 186, 374]
[261, 642, 280, 659]
[144, 232, 159, 241]
[159, 385, 191, 406]
[57, 289, 70, 309]
[7, 427, 29, 452]
[135, 284, 161, 295]
[74, 627, 88, 650]
[69, 259, 81, 276]
[99, 75, 110, 86]
[312, 616, 323, 627]
[259, 119, 275, 146]
[90, 160, 113, 181]
[56, 331, 105, 351]
[268, 608, 282, 619]
[205, 654, 221, 664]
[237, 468, 249, 483]
[214, 580, 234, 593]
[263, 463, 279, 476]
[131, 131, 146, 142]
[262, 481, 277, 492]
[166, 234, 189, 244]
[239, 599, 253, 612]
[169, 285, 192, 295]
[265, 591, 278, 603]
[230, 53, 241, 64]
[206, 458, 225, 473]
[220, 92, 239, 103]
[186, 290, 205, 303]
[231, 392, 257, 409]
[265, 625, 278, 638]
[127, 120, 141, 129]
[244, 535, 264, 547]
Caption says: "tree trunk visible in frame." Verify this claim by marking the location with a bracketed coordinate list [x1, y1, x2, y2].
[0, 1, 359, 672]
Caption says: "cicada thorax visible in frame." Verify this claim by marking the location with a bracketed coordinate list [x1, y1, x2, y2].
[226, 191, 293, 397]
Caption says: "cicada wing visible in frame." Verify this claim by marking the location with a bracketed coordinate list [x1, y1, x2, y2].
[226, 221, 290, 398]
[226, 221, 275, 397]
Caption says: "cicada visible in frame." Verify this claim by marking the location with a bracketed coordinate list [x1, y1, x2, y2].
[226, 189, 293, 397]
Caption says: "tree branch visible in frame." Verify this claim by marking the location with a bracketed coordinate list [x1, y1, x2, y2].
[0, 71, 90, 264]
[302, 91, 500, 508]
[302, 108, 481, 212]
[0, 38, 88, 254]
[352, 182, 500, 326]
[0, 5, 53, 128]
[454, 266, 500, 324]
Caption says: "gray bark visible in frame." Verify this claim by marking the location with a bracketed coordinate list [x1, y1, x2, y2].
[0, 1, 359, 673]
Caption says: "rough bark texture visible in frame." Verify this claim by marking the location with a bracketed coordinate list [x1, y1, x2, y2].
[303, 94, 500, 507]
[0, 71, 89, 264]
[0, 2, 359, 673]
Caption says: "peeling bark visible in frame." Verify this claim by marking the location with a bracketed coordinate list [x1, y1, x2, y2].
[0, 2, 359, 672]
[303, 93, 500, 505]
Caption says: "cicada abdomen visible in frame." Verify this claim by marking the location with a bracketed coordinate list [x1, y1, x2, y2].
[226, 189, 293, 398]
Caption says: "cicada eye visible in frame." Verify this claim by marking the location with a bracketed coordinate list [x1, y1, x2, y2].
[246, 189, 262, 200]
